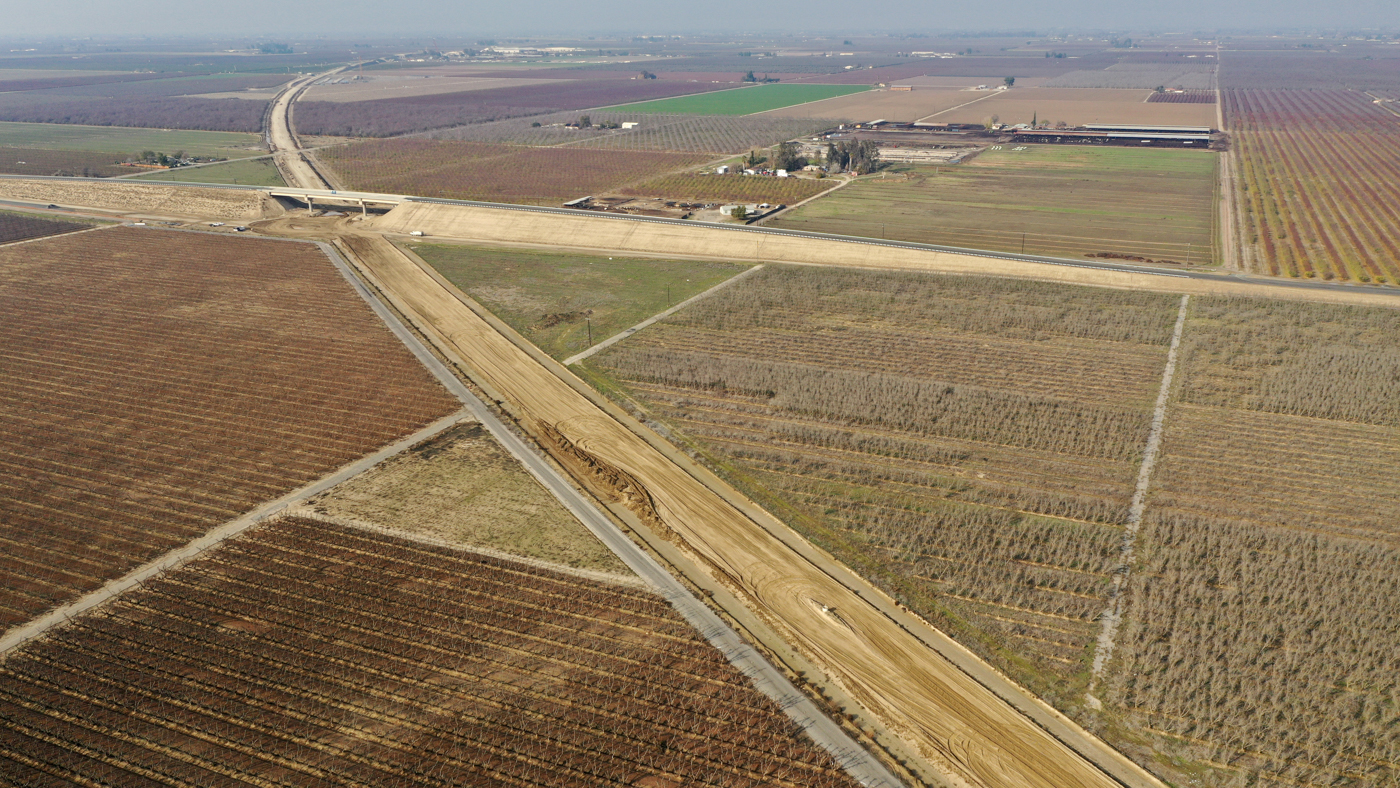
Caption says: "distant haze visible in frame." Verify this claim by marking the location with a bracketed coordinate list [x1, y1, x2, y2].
[2, 0, 1398, 38]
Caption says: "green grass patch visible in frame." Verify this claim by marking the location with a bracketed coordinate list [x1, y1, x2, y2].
[409, 244, 749, 360]
[771, 144, 1218, 264]
[132, 157, 284, 187]
[604, 84, 870, 116]
[0, 122, 265, 160]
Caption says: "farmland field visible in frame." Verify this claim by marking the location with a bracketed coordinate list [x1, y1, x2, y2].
[764, 88, 972, 121]
[604, 84, 871, 115]
[0, 121, 264, 158]
[930, 88, 1218, 127]
[582, 265, 1184, 706]
[0, 227, 460, 630]
[1145, 90, 1216, 104]
[619, 172, 837, 204]
[0, 74, 293, 132]
[302, 421, 631, 574]
[410, 243, 749, 359]
[0, 516, 861, 788]
[1102, 296, 1400, 788]
[133, 156, 284, 186]
[429, 111, 842, 154]
[293, 79, 735, 137]
[1225, 88, 1400, 281]
[302, 75, 567, 102]
[319, 139, 709, 205]
[770, 145, 1218, 263]
[0, 211, 92, 244]
[0, 147, 132, 177]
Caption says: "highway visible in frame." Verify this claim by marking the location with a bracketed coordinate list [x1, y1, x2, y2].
[5, 172, 1396, 302]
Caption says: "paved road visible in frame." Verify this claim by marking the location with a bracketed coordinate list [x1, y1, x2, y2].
[4, 173, 1398, 302]
[318, 241, 904, 788]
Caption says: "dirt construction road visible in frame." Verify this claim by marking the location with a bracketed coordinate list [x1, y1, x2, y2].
[340, 233, 1136, 788]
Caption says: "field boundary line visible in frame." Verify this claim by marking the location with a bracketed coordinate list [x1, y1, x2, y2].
[746, 87, 876, 116]
[327, 237, 906, 788]
[915, 91, 1000, 123]
[1087, 293, 1191, 702]
[0, 222, 114, 250]
[283, 508, 649, 589]
[564, 264, 765, 365]
[0, 407, 469, 657]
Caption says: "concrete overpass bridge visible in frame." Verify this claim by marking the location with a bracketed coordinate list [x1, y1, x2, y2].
[266, 187, 406, 215]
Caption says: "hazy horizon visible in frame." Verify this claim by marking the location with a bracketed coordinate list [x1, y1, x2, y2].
[2, 0, 1398, 39]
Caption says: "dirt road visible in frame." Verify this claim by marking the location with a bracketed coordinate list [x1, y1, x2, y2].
[268, 69, 343, 190]
[338, 233, 1144, 788]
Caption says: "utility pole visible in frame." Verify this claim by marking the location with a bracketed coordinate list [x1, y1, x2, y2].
[666, 285, 671, 307]
[1186, 243, 1192, 266]
[586, 318, 592, 345]
[1021, 233, 1026, 254]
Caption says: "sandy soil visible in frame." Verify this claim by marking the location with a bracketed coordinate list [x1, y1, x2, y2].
[765, 88, 975, 121]
[302, 76, 565, 103]
[935, 88, 1218, 127]
[338, 231, 1134, 788]
[0, 178, 279, 220]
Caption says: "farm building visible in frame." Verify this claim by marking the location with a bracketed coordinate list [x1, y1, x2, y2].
[1011, 128, 1214, 147]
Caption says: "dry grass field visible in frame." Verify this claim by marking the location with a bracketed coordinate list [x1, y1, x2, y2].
[932, 88, 1217, 127]
[1102, 296, 1400, 788]
[0, 517, 862, 788]
[764, 88, 974, 121]
[0, 147, 131, 177]
[584, 265, 1183, 706]
[410, 243, 749, 360]
[770, 145, 1218, 263]
[0, 228, 459, 630]
[302, 421, 631, 574]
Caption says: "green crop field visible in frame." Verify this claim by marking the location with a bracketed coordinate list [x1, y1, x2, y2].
[0, 122, 265, 160]
[408, 244, 749, 360]
[132, 157, 284, 186]
[604, 84, 870, 116]
[771, 145, 1219, 264]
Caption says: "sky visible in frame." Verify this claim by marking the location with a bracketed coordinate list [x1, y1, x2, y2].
[1, 0, 1397, 37]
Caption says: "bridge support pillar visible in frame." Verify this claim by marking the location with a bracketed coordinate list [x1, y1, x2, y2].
[358, 199, 367, 218]
[305, 195, 314, 212]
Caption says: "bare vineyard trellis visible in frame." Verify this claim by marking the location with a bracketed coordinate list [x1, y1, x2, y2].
[0, 228, 460, 628]
[0, 518, 862, 788]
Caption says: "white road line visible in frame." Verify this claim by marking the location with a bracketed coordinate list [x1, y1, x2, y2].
[1087, 293, 1191, 704]
[563, 264, 765, 366]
